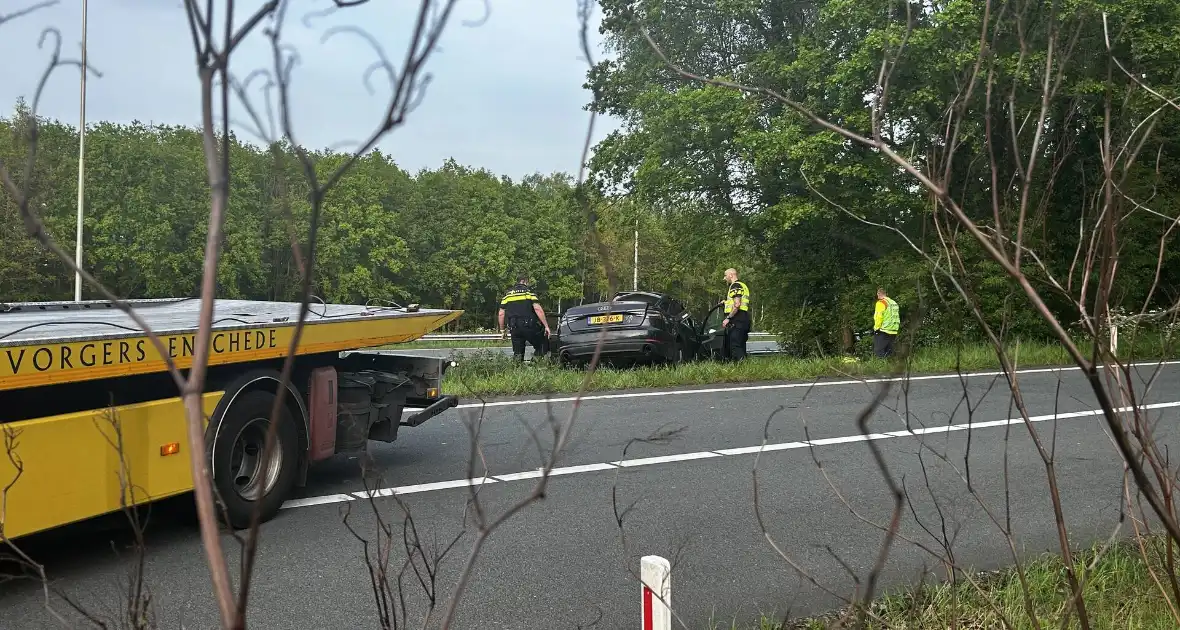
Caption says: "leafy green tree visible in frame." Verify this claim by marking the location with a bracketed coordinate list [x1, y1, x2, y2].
[585, 0, 1180, 353]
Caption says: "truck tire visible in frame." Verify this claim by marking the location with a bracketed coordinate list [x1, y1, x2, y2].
[210, 389, 300, 529]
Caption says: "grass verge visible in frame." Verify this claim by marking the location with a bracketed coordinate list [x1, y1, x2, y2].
[442, 337, 1177, 399]
[723, 536, 1180, 629]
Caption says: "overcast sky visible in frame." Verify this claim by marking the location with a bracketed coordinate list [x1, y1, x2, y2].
[0, 0, 620, 180]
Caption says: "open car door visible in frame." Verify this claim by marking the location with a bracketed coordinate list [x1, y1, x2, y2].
[696, 303, 730, 361]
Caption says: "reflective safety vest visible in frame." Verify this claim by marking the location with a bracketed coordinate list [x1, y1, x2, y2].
[874, 296, 900, 335]
[725, 281, 750, 314]
[500, 284, 541, 328]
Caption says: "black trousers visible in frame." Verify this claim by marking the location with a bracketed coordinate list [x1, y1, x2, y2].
[510, 325, 549, 360]
[725, 315, 751, 361]
[873, 330, 896, 358]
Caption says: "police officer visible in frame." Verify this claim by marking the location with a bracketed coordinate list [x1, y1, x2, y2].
[497, 273, 551, 362]
[872, 287, 900, 358]
[721, 268, 751, 361]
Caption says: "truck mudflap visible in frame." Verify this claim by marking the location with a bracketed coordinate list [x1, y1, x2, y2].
[401, 394, 459, 427]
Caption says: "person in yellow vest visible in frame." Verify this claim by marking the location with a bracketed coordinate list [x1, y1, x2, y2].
[721, 268, 751, 361]
[498, 273, 551, 362]
[872, 287, 900, 358]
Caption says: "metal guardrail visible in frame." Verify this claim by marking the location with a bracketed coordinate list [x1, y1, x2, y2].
[421, 332, 776, 341]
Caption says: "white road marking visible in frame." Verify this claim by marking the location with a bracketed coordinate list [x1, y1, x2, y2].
[450, 360, 1180, 410]
[279, 399, 1180, 511]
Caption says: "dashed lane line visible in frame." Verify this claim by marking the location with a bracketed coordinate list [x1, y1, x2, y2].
[279, 399, 1180, 510]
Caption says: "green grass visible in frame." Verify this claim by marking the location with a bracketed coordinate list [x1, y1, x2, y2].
[724, 536, 1180, 629]
[441, 336, 1177, 399]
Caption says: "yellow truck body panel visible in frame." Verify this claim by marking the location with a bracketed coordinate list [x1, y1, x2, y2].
[0, 298, 465, 539]
[0, 299, 462, 392]
[1, 393, 221, 539]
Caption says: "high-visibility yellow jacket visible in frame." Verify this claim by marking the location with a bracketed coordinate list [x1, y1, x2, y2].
[874, 296, 900, 334]
[725, 281, 750, 314]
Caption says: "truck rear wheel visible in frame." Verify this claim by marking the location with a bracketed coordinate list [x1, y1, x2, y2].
[210, 390, 300, 529]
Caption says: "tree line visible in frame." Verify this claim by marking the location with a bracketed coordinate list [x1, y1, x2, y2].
[0, 98, 752, 332]
[7, 0, 1178, 352]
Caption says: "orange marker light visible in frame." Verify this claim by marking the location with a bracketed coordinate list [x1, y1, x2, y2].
[160, 442, 180, 456]
[427, 387, 439, 398]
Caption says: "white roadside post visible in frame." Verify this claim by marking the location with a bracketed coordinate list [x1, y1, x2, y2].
[641, 555, 671, 630]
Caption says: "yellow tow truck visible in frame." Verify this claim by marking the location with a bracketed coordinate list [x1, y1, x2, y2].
[0, 297, 462, 539]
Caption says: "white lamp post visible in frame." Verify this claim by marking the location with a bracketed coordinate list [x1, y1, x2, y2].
[632, 216, 638, 291]
[74, 0, 87, 302]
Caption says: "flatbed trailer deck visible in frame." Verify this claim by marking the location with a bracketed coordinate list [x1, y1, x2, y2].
[0, 298, 463, 539]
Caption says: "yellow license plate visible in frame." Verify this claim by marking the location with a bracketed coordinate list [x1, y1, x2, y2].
[588, 313, 624, 324]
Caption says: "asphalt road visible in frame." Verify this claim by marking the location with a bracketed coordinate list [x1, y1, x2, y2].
[400, 339, 780, 358]
[3, 361, 1179, 629]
